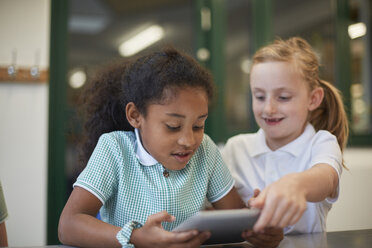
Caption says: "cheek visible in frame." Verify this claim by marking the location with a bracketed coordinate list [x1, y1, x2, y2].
[252, 101, 261, 115]
[195, 132, 205, 146]
[291, 106, 309, 120]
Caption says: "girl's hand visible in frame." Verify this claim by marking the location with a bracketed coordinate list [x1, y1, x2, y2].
[247, 188, 261, 208]
[131, 211, 211, 248]
[242, 227, 284, 248]
[250, 175, 307, 232]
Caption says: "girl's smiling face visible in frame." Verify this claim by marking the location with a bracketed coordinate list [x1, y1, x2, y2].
[127, 86, 208, 171]
[250, 61, 321, 150]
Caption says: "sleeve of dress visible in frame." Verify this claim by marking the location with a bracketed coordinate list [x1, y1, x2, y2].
[203, 135, 235, 203]
[74, 133, 121, 204]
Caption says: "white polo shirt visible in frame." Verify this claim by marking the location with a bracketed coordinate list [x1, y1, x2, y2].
[222, 123, 342, 234]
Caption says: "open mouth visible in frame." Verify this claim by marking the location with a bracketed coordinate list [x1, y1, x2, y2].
[263, 117, 284, 125]
[172, 151, 193, 163]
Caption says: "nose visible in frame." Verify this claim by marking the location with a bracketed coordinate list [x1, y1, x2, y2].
[178, 128, 196, 148]
[263, 98, 277, 115]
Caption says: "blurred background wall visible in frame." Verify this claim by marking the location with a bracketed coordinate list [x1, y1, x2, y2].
[0, 0, 371, 246]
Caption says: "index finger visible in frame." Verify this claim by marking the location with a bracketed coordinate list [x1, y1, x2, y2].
[253, 196, 275, 232]
[250, 188, 267, 209]
[253, 188, 261, 197]
[146, 211, 175, 226]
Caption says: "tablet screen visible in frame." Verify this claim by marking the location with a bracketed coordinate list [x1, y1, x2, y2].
[172, 208, 260, 245]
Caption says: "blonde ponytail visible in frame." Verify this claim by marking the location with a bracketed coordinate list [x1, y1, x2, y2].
[309, 80, 349, 152]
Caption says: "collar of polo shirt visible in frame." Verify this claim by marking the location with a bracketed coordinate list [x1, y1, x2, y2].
[247, 123, 316, 158]
[134, 128, 159, 166]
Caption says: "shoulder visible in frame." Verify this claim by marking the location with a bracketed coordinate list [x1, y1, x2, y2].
[98, 131, 136, 151]
[293, 125, 341, 160]
[310, 129, 341, 155]
[309, 129, 342, 170]
[92, 131, 137, 165]
[76, 131, 137, 193]
[293, 124, 338, 151]
[312, 129, 338, 144]
[99, 130, 136, 144]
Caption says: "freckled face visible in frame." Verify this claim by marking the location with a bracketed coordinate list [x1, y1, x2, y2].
[250, 61, 313, 150]
[137, 87, 209, 170]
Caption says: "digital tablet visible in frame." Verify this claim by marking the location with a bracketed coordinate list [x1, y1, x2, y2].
[172, 208, 260, 245]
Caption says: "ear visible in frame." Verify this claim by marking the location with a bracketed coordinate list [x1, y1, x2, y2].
[308, 87, 324, 111]
[126, 102, 143, 129]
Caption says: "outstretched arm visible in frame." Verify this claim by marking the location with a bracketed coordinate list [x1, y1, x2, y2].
[250, 163, 339, 232]
[213, 187, 284, 248]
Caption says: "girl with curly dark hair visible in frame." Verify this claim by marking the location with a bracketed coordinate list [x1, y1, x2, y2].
[58, 47, 284, 248]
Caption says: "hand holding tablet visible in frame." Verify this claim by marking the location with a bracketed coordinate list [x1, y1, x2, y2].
[172, 208, 261, 245]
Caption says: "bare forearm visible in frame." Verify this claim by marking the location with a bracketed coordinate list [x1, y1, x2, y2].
[290, 163, 339, 202]
[58, 213, 121, 248]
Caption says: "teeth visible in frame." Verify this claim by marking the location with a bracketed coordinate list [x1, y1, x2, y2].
[176, 152, 188, 156]
[265, 118, 281, 121]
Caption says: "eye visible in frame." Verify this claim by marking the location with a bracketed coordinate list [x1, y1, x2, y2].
[278, 95, 291, 101]
[254, 94, 265, 101]
[193, 125, 204, 131]
[166, 125, 181, 131]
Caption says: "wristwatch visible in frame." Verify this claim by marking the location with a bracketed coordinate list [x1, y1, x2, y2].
[116, 221, 143, 247]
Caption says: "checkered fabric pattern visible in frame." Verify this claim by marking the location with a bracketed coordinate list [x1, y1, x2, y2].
[74, 131, 234, 246]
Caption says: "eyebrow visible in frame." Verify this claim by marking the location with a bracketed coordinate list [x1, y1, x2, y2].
[253, 87, 291, 92]
[166, 113, 208, 119]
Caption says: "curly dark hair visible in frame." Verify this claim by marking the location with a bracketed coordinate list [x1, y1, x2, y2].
[79, 47, 215, 167]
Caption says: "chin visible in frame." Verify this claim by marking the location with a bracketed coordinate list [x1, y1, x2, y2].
[175, 164, 188, 171]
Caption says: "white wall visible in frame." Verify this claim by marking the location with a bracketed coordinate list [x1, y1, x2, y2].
[0, 83, 48, 246]
[0, 0, 50, 246]
[0, 0, 50, 68]
[327, 148, 372, 232]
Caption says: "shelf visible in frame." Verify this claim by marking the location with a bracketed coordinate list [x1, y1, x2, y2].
[0, 66, 48, 83]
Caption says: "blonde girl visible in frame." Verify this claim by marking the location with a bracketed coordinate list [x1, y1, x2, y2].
[223, 37, 349, 234]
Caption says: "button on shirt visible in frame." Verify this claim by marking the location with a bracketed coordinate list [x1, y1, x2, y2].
[74, 129, 234, 231]
[222, 124, 342, 234]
